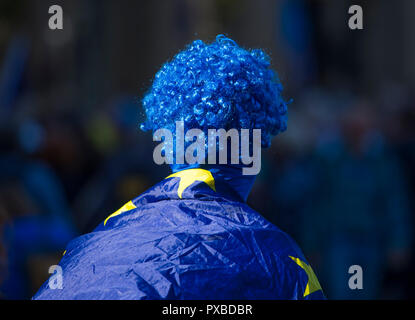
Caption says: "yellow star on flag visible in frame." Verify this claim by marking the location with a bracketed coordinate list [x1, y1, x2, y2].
[104, 200, 137, 226]
[289, 256, 322, 297]
[166, 168, 216, 199]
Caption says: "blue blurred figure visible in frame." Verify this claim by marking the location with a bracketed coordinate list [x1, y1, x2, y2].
[301, 103, 411, 299]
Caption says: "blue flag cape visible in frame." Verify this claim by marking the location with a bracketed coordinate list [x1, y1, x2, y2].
[33, 167, 325, 300]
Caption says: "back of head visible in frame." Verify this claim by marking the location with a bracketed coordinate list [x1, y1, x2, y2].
[141, 35, 288, 174]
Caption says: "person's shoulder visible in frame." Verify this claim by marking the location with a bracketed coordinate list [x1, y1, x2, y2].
[232, 206, 326, 299]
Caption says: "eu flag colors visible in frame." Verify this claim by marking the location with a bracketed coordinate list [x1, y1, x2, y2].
[33, 168, 325, 300]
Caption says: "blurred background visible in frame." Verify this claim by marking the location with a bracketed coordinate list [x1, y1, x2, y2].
[0, 0, 414, 299]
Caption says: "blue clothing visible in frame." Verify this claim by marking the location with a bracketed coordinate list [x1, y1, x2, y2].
[0, 154, 77, 299]
[33, 167, 324, 300]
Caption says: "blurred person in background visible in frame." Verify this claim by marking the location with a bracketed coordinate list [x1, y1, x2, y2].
[0, 123, 78, 299]
[378, 85, 415, 298]
[0, 29, 79, 298]
[300, 98, 411, 299]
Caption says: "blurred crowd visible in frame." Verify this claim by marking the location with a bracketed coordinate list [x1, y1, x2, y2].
[254, 84, 415, 299]
[0, 0, 414, 299]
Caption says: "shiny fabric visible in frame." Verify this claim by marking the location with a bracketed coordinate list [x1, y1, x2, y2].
[33, 168, 325, 300]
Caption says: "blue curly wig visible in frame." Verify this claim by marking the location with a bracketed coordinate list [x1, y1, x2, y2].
[140, 34, 288, 149]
